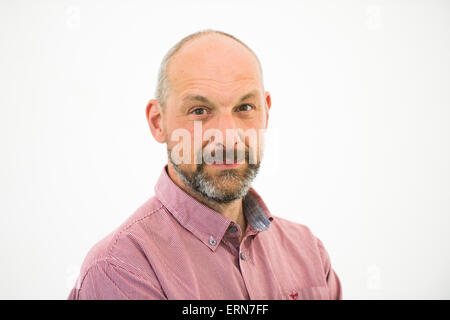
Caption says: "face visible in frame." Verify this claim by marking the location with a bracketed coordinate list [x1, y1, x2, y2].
[161, 35, 271, 203]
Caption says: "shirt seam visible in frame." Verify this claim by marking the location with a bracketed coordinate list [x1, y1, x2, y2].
[76, 257, 166, 297]
[107, 258, 167, 299]
[95, 260, 131, 300]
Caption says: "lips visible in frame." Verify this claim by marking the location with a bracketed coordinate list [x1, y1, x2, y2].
[202, 147, 248, 166]
[211, 162, 241, 168]
[212, 159, 239, 165]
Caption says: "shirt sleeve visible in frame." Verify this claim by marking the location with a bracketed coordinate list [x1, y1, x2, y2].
[315, 236, 343, 300]
[67, 259, 167, 300]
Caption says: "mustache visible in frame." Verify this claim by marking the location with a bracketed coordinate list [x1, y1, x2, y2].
[195, 145, 257, 165]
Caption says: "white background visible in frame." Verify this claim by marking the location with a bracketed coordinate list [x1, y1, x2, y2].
[1, 0, 449, 299]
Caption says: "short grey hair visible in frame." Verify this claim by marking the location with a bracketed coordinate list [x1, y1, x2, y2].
[155, 29, 265, 112]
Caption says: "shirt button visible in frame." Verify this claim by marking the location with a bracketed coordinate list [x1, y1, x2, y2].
[209, 236, 217, 246]
[229, 226, 238, 233]
[240, 252, 246, 260]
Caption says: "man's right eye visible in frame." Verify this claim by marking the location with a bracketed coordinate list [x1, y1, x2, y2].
[190, 107, 208, 115]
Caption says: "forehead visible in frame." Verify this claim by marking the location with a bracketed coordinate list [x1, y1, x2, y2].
[166, 35, 263, 102]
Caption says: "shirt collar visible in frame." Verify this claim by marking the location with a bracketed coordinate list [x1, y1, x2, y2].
[154, 165, 274, 252]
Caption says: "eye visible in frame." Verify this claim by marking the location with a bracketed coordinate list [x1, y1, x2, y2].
[236, 104, 254, 112]
[190, 107, 208, 115]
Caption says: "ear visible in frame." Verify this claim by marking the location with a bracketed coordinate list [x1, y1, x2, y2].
[145, 99, 166, 143]
[264, 91, 271, 128]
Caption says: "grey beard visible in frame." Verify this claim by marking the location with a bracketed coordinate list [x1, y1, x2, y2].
[168, 151, 260, 204]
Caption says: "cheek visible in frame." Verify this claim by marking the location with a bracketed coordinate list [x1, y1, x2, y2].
[166, 124, 198, 164]
[241, 111, 266, 127]
[242, 119, 267, 160]
[164, 118, 192, 144]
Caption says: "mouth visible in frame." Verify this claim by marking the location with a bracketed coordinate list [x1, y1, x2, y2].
[209, 160, 242, 169]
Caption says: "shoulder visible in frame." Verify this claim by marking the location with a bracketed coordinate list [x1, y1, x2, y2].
[270, 215, 318, 243]
[76, 196, 166, 285]
[268, 215, 330, 261]
[273, 215, 334, 266]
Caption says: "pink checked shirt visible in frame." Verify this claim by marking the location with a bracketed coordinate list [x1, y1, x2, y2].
[68, 166, 342, 300]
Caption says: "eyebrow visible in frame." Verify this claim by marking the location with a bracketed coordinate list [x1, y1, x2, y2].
[182, 90, 259, 106]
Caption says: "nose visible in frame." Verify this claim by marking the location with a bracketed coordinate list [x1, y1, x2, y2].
[214, 112, 241, 149]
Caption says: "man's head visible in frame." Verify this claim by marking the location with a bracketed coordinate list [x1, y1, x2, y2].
[146, 29, 271, 203]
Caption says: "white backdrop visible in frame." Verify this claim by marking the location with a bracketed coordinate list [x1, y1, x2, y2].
[1, 0, 449, 299]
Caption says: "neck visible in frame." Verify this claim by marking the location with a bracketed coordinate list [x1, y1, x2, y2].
[167, 163, 247, 237]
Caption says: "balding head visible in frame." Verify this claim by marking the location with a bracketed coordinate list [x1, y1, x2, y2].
[155, 29, 265, 112]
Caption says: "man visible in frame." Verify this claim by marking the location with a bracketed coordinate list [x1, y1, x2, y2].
[68, 29, 342, 300]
